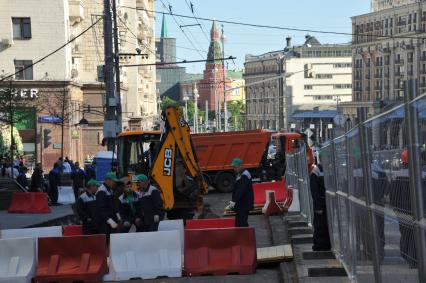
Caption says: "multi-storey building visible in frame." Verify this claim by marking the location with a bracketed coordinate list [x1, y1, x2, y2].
[0, 0, 157, 168]
[244, 36, 352, 132]
[349, 0, 426, 121]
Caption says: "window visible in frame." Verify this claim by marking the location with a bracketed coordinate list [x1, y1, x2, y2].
[304, 85, 313, 90]
[315, 74, 333, 79]
[333, 63, 352, 68]
[14, 60, 33, 80]
[12, 17, 31, 39]
[334, 84, 352, 89]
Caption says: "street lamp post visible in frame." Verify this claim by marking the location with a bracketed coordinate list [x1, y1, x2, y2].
[193, 83, 199, 133]
[183, 90, 189, 121]
[221, 24, 228, 132]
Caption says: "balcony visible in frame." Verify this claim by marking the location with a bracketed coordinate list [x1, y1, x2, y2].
[395, 59, 405, 65]
[69, 0, 85, 25]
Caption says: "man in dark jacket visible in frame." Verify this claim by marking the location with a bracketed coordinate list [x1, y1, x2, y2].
[136, 174, 164, 232]
[118, 183, 140, 233]
[95, 171, 121, 242]
[228, 158, 254, 227]
[48, 163, 62, 205]
[16, 166, 29, 190]
[71, 162, 86, 199]
[76, 179, 99, 234]
[30, 163, 43, 192]
[85, 161, 96, 185]
[309, 162, 331, 251]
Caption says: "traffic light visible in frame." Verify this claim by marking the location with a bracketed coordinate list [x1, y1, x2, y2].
[43, 129, 52, 149]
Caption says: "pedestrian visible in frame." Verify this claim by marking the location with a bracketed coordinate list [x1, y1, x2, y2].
[309, 159, 331, 251]
[76, 179, 99, 235]
[95, 171, 122, 242]
[227, 158, 254, 227]
[85, 161, 96, 185]
[389, 149, 416, 268]
[62, 157, 72, 173]
[144, 142, 157, 169]
[48, 163, 62, 205]
[16, 166, 29, 191]
[30, 163, 43, 192]
[71, 162, 86, 199]
[135, 174, 164, 232]
[118, 182, 140, 233]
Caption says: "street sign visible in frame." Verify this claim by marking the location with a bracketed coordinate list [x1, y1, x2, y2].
[333, 114, 346, 127]
[39, 116, 63, 123]
[71, 130, 80, 139]
[53, 144, 62, 149]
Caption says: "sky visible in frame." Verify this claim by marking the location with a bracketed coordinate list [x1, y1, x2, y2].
[154, 0, 371, 74]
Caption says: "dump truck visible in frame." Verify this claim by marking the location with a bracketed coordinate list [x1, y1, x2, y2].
[116, 107, 208, 219]
[191, 130, 314, 192]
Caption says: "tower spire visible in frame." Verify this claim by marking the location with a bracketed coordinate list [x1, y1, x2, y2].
[161, 14, 168, 38]
[207, 19, 222, 65]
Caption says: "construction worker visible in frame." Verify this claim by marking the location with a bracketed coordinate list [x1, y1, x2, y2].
[227, 158, 254, 227]
[118, 182, 140, 233]
[389, 149, 416, 268]
[48, 163, 62, 205]
[71, 162, 86, 199]
[135, 174, 164, 232]
[309, 159, 331, 251]
[76, 179, 99, 235]
[85, 161, 96, 185]
[95, 172, 122, 241]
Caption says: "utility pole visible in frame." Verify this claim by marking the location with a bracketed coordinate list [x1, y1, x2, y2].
[205, 100, 208, 132]
[277, 56, 285, 131]
[103, 0, 117, 151]
[112, 0, 122, 133]
[221, 24, 228, 132]
[193, 83, 199, 133]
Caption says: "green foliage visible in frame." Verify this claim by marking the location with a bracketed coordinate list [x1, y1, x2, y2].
[0, 125, 23, 158]
[226, 101, 245, 131]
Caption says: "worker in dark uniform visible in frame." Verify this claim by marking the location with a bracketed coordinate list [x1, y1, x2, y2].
[76, 179, 99, 235]
[16, 166, 29, 190]
[71, 162, 86, 199]
[48, 163, 62, 205]
[95, 172, 122, 242]
[227, 158, 254, 227]
[309, 160, 331, 251]
[85, 161, 96, 185]
[136, 174, 164, 232]
[30, 163, 43, 192]
[118, 182, 140, 233]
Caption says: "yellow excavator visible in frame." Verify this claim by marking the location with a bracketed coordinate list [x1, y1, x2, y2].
[116, 107, 209, 219]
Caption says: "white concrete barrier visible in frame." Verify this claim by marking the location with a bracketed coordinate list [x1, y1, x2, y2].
[0, 226, 63, 239]
[158, 220, 184, 254]
[288, 188, 300, 212]
[0, 237, 36, 283]
[109, 231, 182, 280]
[58, 186, 75, 204]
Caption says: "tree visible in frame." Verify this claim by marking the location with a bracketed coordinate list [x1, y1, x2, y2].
[0, 82, 40, 162]
[227, 100, 245, 131]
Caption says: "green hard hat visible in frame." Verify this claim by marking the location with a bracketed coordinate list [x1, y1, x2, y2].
[86, 179, 99, 187]
[134, 174, 149, 182]
[231, 158, 243, 167]
[105, 172, 120, 182]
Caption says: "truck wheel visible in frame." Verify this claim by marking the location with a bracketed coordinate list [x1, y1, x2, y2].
[215, 172, 235, 193]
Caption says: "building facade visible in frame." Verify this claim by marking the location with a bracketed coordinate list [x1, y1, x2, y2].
[350, 0, 426, 122]
[244, 36, 352, 132]
[155, 15, 186, 102]
[0, 0, 157, 168]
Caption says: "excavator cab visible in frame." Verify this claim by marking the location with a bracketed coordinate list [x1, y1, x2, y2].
[116, 107, 208, 219]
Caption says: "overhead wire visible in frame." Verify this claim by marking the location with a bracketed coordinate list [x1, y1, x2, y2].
[158, 0, 205, 58]
[0, 17, 102, 82]
[120, 6, 426, 41]
[184, 0, 210, 43]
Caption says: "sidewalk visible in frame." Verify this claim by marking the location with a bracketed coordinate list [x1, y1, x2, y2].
[0, 205, 74, 229]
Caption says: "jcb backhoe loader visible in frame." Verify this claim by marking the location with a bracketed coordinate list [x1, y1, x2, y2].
[116, 107, 209, 219]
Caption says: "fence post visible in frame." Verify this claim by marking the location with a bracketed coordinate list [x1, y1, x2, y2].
[405, 79, 426, 281]
[358, 107, 382, 283]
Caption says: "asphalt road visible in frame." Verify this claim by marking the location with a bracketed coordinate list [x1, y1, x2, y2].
[114, 191, 282, 283]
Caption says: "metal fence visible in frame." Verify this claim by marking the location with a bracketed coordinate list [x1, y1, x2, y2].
[318, 83, 426, 283]
[285, 143, 313, 225]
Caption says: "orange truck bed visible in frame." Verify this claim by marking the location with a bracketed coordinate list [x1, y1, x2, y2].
[191, 130, 273, 172]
